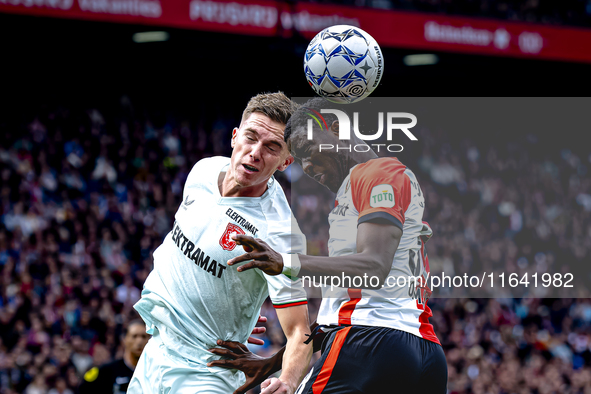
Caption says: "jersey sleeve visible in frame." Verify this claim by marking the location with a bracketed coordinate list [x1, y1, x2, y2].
[264, 215, 308, 309]
[350, 158, 411, 231]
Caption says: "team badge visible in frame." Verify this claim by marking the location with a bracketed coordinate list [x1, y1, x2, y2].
[219, 223, 245, 251]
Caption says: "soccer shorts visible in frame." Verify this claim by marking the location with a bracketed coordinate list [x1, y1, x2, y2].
[296, 325, 447, 394]
[127, 331, 245, 394]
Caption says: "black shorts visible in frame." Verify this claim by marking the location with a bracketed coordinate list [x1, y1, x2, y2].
[297, 326, 447, 394]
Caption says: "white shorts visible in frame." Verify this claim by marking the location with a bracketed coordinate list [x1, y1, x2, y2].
[128, 332, 245, 394]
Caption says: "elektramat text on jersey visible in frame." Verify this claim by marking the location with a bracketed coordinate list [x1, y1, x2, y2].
[225, 208, 259, 237]
[171, 222, 227, 278]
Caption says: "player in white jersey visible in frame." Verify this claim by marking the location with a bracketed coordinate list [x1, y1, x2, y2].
[210, 98, 447, 393]
[128, 93, 312, 394]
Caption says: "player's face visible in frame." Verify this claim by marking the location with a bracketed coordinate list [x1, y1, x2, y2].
[289, 124, 344, 193]
[229, 112, 293, 196]
[124, 324, 150, 358]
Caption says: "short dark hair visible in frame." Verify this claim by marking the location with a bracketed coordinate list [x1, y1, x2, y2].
[123, 319, 146, 336]
[241, 92, 298, 126]
[284, 97, 339, 147]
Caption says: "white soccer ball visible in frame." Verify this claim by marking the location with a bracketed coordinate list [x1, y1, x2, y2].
[303, 25, 384, 104]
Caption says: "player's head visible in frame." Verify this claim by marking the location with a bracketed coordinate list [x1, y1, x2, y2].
[123, 319, 149, 361]
[239, 92, 295, 128]
[228, 92, 297, 197]
[285, 98, 376, 193]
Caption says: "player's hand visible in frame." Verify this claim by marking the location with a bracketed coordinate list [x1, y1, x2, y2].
[227, 234, 283, 276]
[261, 377, 292, 394]
[207, 340, 275, 394]
[247, 315, 267, 345]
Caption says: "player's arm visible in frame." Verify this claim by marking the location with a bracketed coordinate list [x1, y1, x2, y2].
[210, 306, 311, 394]
[228, 222, 401, 288]
[262, 304, 312, 394]
[208, 322, 322, 394]
[229, 159, 408, 288]
[298, 222, 400, 286]
[208, 342, 285, 394]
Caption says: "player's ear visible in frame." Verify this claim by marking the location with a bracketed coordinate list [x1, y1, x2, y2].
[330, 120, 339, 136]
[277, 154, 294, 172]
[231, 128, 238, 148]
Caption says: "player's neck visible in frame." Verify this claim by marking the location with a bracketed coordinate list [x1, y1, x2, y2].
[123, 351, 139, 370]
[219, 171, 267, 197]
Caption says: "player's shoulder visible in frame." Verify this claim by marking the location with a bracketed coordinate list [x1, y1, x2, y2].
[190, 156, 229, 173]
[82, 359, 132, 387]
[351, 157, 409, 185]
[261, 185, 292, 228]
[82, 366, 101, 383]
[186, 156, 229, 187]
[353, 157, 406, 175]
[82, 359, 121, 383]
[263, 178, 290, 214]
[100, 359, 130, 374]
[261, 182, 305, 251]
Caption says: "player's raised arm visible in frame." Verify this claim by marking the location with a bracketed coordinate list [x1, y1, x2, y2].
[261, 305, 311, 394]
[228, 223, 401, 288]
[229, 155, 410, 288]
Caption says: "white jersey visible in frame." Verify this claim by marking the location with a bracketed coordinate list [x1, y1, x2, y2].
[316, 157, 439, 344]
[135, 157, 308, 364]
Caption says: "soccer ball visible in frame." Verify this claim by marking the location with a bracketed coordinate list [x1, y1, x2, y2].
[303, 25, 384, 104]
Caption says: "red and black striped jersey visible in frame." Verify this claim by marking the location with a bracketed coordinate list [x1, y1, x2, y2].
[316, 157, 439, 345]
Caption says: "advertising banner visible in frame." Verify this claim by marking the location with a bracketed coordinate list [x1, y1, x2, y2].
[2, 0, 591, 63]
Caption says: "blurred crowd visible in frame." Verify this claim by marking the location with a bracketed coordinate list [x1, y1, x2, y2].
[407, 125, 591, 300]
[0, 97, 590, 394]
[300, 0, 591, 27]
[428, 297, 591, 394]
